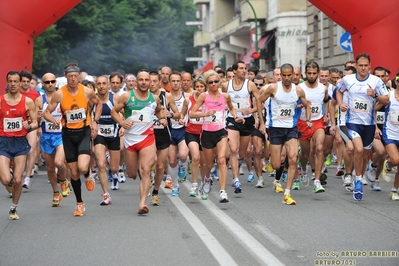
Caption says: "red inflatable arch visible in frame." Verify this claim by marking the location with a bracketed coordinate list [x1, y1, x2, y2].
[309, 0, 399, 76]
[0, 0, 81, 92]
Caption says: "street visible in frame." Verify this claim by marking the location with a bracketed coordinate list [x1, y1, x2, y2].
[1, 165, 398, 266]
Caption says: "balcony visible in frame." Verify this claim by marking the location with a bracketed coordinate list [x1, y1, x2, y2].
[240, 0, 267, 22]
[193, 0, 210, 5]
[194, 31, 211, 47]
[214, 17, 251, 41]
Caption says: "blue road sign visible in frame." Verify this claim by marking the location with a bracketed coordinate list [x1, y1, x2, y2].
[339, 32, 353, 53]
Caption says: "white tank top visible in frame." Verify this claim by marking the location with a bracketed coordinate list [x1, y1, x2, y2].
[227, 79, 252, 118]
[383, 90, 399, 140]
[170, 92, 186, 129]
[299, 82, 326, 121]
[267, 82, 300, 128]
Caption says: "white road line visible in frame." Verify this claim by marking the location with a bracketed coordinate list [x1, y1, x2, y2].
[180, 182, 286, 266]
[161, 186, 238, 266]
[252, 224, 292, 251]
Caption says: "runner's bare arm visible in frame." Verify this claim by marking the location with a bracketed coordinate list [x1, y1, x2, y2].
[43, 89, 62, 126]
[189, 93, 207, 118]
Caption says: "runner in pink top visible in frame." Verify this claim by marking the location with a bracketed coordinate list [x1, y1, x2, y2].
[189, 70, 241, 203]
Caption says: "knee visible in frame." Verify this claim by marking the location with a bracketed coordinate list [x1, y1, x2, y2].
[390, 156, 399, 166]
[47, 164, 56, 174]
[96, 161, 107, 172]
[253, 149, 262, 158]
[217, 156, 226, 166]
[191, 154, 200, 164]
[315, 144, 323, 154]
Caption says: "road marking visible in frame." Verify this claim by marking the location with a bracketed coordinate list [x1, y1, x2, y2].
[180, 182, 286, 266]
[161, 186, 238, 266]
[252, 223, 292, 251]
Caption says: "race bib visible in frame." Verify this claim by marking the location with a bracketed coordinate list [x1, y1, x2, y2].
[376, 111, 385, 125]
[277, 104, 294, 119]
[130, 110, 151, 124]
[190, 116, 202, 124]
[232, 98, 247, 111]
[98, 124, 115, 137]
[66, 108, 86, 124]
[389, 111, 399, 125]
[153, 118, 164, 129]
[310, 103, 322, 117]
[352, 99, 370, 113]
[3, 117, 23, 132]
[45, 120, 62, 133]
[204, 111, 223, 124]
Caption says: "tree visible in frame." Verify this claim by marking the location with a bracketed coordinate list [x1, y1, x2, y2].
[33, 0, 197, 77]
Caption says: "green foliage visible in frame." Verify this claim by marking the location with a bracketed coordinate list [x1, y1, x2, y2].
[33, 0, 197, 77]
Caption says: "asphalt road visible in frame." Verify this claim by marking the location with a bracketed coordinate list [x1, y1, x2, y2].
[1, 164, 398, 266]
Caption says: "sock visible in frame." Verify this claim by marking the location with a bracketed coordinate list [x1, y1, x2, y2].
[71, 179, 83, 202]
[25, 176, 30, 181]
[356, 175, 362, 181]
[152, 189, 159, 195]
[10, 203, 17, 209]
[192, 182, 198, 187]
[112, 172, 118, 180]
[119, 165, 123, 171]
[284, 189, 290, 195]
[274, 179, 279, 183]
[391, 187, 398, 192]
[168, 165, 178, 187]
[220, 190, 226, 194]
[258, 176, 263, 181]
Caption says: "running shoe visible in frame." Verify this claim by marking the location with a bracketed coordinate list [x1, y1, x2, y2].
[211, 169, 219, 181]
[34, 163, 40, 174]
[239, 165, 244, 175]
[22, 177, 30, 189]
[313, 182, 325, 193]
[233, 179, 242, 193]
[91, 171, 98, 180]
[74, 202, 85, 217]
[51, 192, 63, 207]
[332, 154, 337, 163]
[262, 161, 267, 173]
[353, 179, 363, 201]
[187, 160, 192, 175]
[164, 175, 173, 189]
[203, 177, 212, 194]
[178, 163, 187, 182]
[292, 179, 300, 190]
[282, 193, 296, 205]
[255, 179, 265, 188]
[382, 161, 393, 182]
[273, 182, 284, 193]
[311, 173, 315, 180]
[366, 163, 376, 183]
[219, 192, 229, 203]
[370, 181, 381, 191]
[9, 208, 19, 220]
[100, 193, 112, 205]
[361, 177, 368, 186]
[281, 171, 287, 182]
[343, 174, 352, 187]
[335, 167, 345, 177]
[60, 179, 71, 197]
[246, 172, 255, 182]
[189, 185, 198, 197]
[171, 186, 180, 196]
[151, 195, 160, 206]
[320, 173, 327, 185]
[201, 187, 208, 200]
[300, 173, 309, 187]
[390, 191, 399, 201]
[269, 170, 276, 178]
[111, 178, 119, 190]
[108, 170, 113, 182]
[5, 179, 14, 194]
[322, 165, 328, 173]
[118, 170, 126, 183]
[325, 154, 332, 166]
[268, 163, 274, 173]
[85, 174, 95, 191]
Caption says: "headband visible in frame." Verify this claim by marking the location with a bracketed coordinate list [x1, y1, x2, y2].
[64, 67, 80, 73]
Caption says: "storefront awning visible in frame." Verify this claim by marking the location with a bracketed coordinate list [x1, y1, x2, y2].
[242, 35, 270, 64]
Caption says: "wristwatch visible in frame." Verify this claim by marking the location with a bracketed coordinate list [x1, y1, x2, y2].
[93, 119, 100, 123]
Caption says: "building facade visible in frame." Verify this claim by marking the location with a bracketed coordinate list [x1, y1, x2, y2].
[187, 1, 356, 73]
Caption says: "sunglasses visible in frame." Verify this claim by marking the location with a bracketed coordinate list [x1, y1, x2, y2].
[255, 83, 264, 87]
[43, 80, 57, 84]
[208, 80, 220, 85]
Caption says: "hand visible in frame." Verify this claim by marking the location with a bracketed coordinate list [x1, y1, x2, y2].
[241, 108, 251, 116]
[164, 108, 171, 118]
[323, 114, 329, 124]
[235, 117, 245, 124]
[91, 123, 98, 139]
[178, 118, 185, 125]
[119, 127, 125, 137]
[122, 120, 134, 129]
[22, 120, 30, 130]
[207, 110, 216, 117]
[259, 123, 266, 135]
[375, 127, 382, 139]
[160, 118, 168, 127]
[340, 103, 349, 112]
[296, 104, 304, 109]
[307, 121, 313, 129]
[367, 84, 376, 97]
[255, 119, 259, 128]
[37, 109, 42, 119]
[329, 125, 336, 136]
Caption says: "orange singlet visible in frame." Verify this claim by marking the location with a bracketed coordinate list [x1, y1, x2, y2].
[60, 84, 91, 129]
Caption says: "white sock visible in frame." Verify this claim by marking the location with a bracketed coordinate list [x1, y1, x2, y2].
[168, 165, 179, 185]
[284, 189, 290, 195]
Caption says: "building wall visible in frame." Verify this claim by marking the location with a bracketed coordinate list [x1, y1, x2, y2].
[306, 3, 355, 70]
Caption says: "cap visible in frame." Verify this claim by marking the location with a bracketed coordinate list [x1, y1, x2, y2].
[84, 75, 94, 82]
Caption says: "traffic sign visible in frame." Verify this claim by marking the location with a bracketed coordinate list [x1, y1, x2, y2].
[339, 32, 353, 53]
